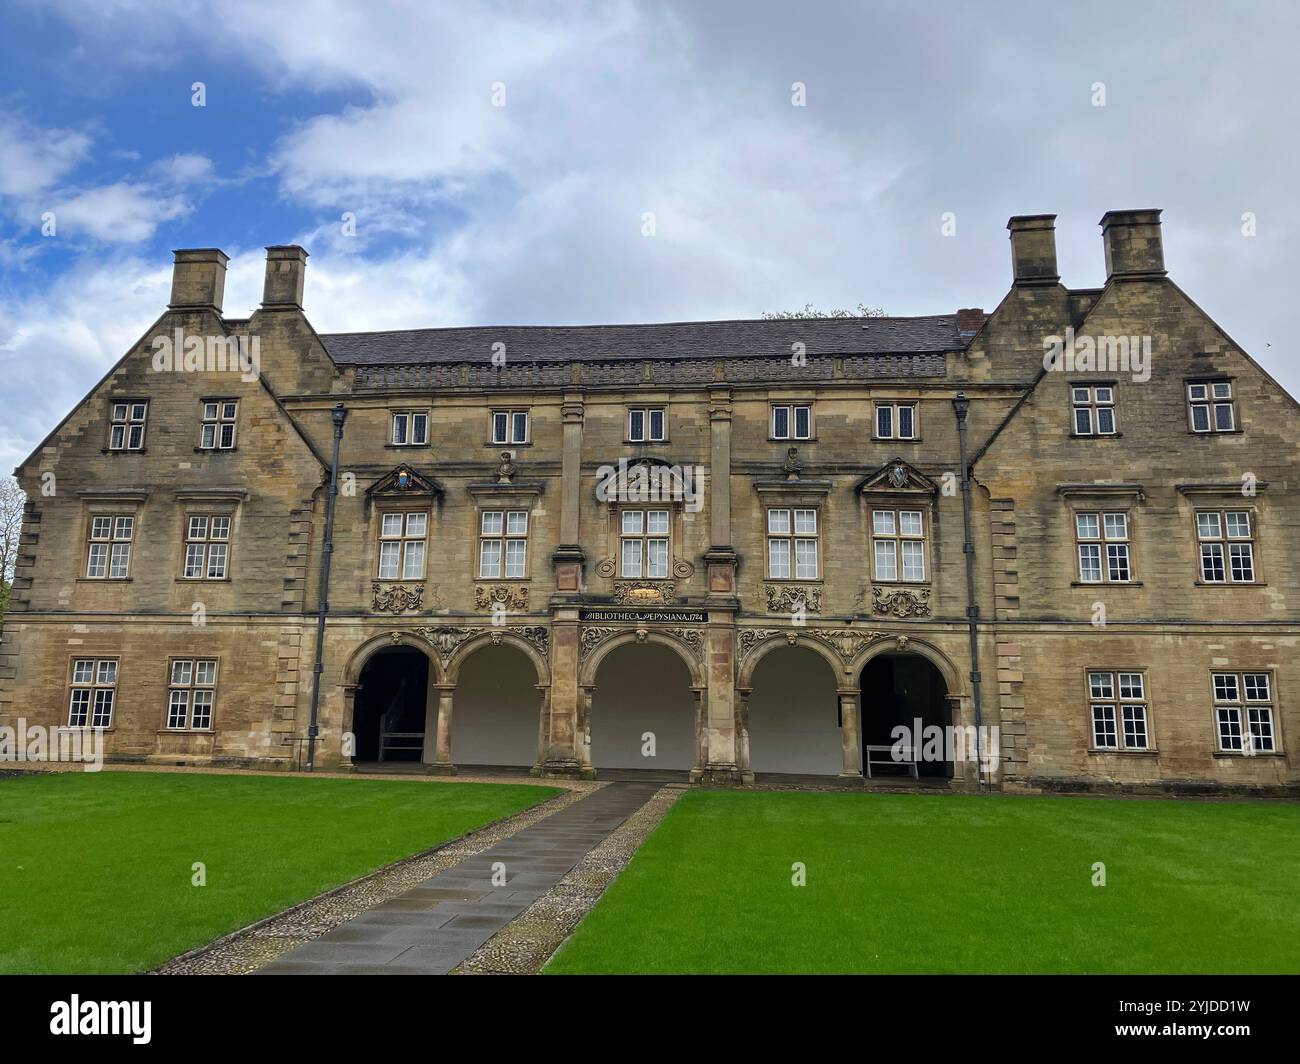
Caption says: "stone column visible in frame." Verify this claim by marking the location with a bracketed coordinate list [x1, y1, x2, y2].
[690, 687, 706, 780]
[699, 622, 740, 782]
[340, 684, 360, 770]
[550, 394, 587, 595]
[426, 682, 456, 775]
[735, 688, 753, 784]
[542, 613, 583, 777]
[578, 684, 595, 777]
[838, 688, 862, 779]
[704, 389, 739, 600]
[531, 684, 551, 776]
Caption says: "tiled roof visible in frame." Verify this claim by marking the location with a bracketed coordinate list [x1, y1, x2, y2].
[319, 314, 968, 366]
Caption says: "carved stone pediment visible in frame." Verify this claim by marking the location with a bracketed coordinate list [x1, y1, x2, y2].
[856, 458, 937, 497]
[366, 464, 444, 503]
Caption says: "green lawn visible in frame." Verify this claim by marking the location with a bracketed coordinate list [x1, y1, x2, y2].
[547, 789, 1300, 974]
[0, 770, 559, 974]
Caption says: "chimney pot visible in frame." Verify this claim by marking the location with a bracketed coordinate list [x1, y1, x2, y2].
[169, 248, 229, 311]
[262, 245, 309, 309]
[1100, 209, 1166, 279]
[1006, 215, 1059, 286]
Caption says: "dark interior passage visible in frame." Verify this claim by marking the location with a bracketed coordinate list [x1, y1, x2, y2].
[352, 646, 429, 762]
[859, 653, 952, 778]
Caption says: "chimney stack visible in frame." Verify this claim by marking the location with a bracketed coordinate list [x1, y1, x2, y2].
[262, 245, 309, 309]
[956, 308, 984, 336]
[1006, 215, 1059, 286]
[1100, 209, 1166, 279]
[169, 248, 229, 311]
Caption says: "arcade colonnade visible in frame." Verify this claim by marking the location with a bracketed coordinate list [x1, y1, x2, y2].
[333, 619, 971, 783]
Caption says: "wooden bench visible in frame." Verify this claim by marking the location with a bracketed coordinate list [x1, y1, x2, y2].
[864, 744, 919, 779]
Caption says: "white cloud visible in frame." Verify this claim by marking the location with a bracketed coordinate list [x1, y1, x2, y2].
[0, 112, 91, 197]
[48, 182, 192, 242]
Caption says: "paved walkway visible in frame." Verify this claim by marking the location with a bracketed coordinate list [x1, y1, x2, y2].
[256, 781, 660, 975]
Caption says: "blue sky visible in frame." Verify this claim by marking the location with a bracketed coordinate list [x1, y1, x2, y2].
[1, 0, 1298, 473]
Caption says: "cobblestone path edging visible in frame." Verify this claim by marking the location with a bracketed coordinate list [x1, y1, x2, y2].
[455, 783, 686, 974]
[157, 782, 598, 975]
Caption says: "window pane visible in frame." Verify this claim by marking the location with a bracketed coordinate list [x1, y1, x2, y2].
[1095, 387, 1113, 403]
[114, 516, 134, 539]
[622, 510, 644, 534]
[872, 510, 896, 536]
[405, 512, 427, 537]
[171, 660, 193, 686]
[382, 513, 404, 537]
[195, 660, 217, 686]
[392, 414, 408, 444]
[72, 660, 94, 684]
[91, 689, 114, 728]
[412, 414, 427, 445]
[647, 510, 669, 534]
[206, 543, 228, 579]
[621, 539, 643, 577]
[898, 405, 915, 439]
[1200, 543, 1225, 581]
[191, 690, 214, 729]
[506, 511, 528, 535]
[647, 539, 669, 578]
[201, 423, 217, 448]
[378, 541, 401, 579]
[69, 690, 90, 727]
[87, 543, 108, 578]
[511, 411, 528, 442]
[874, 540, 897, 581]
[767, 538, 790, 579]
[1078, 544, 1102, 582]
[96, 660, 118, 684]
[505, 540, 526, 578]
[1196, 512, 1221, 539]
[128, 425, 144, 448]
[1092, 704, 1117, 748]
[767, 509, 790, 534]
[481, 511, 503, 535]
[108, 543, 131, 578]
[1106, 543, 1130, 582]
[794, 406, 811, 438]
[402, 541, 425, 579]
[479, 540, 502, 578]
[222, 401, 237, 419]
[1211, 382, 1232, 399]
[1243, 673, 1270, 701]
[1213, 673, 1238, 701]
[1118, 673, 1144, 699]
[1103, 512, 1127, 540]
[649, 409, 665, 440]
[109, 425, 126, 449]
[794, 539, 818, 578]
[210, 517, 230, 540]
[91, 516, 112, 539]
[1191, 404, 1210, 431]
[492, 412, 508, 442]
[902, 540, 925, 581]
[112, 403, 128, 420]
[1217, 707, 1243, 750]
[629, 409, 644, 440]
[1225, 511, 1250, 538]
[899, 511, 923, 536]
[772, 406, 789, 438]
[130, 403, 146, 421]
[793, 509, 816, 534]
[1214, 403, 1234, 431]
[1097, 408, 1115, 434]
[1088, 672, 1114, 699]
[1247, 708, 1274, 751]
[1229, 542, 1254, 581]
[188, 516, 208, 540]
[168, 690, 190, 729]
[1122, 705, 1148, 749]
[1188, 384, 1208, 400]
[876, 406, 892, 438]
[1074, 407, 1093, 434]
[1075, 513, 1099, 539]
[184, 543, 205, 578]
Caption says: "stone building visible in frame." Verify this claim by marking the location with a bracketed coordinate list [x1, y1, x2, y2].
[2, 210, 1297, 794]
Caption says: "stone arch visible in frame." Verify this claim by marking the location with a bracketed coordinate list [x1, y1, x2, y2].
[443, 630, 550, 688]
[736, 630, 847, 691]
[579, 629, 706, 690]
[848, 635, 963, 696]
[344, 631, 445, 686]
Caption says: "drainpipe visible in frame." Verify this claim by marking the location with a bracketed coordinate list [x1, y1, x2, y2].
[306, 403, 348, 772]
[952, 392, 985, 791]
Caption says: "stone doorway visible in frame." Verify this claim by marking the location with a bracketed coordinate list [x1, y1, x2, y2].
[352, 645, 430, 763]
[859, 652, 953, 779]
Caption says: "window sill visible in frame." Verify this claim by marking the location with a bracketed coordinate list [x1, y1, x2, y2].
[764, 577, 824, 584]
[176, 577, 233, 584]
[477, 576, 531, 582]
[384, 443, 431, 450]
[1194, 580, 1266, 587]
[373, 578, 427, 584]
[157, 729, 216, 736]
[1070, 581, 1143, 588]
[871, 580, 932, 587]
[487, 441, 532, 448]
[101, 448, 147, 455]
[1069, 432, 1124, 439]
[625, 439, 670, 446]
[1087, 748, 1159, 757]
[1212, 750, 1284, 758]
[769, 437, 816, 444]
[872, 437, 921, 444]
[76, 577, 133, 584]
[1188, 429, 1244, 436]
[194, 446, 239, 453]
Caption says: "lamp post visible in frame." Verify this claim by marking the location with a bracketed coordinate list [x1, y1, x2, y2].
[306, 402, 348, 772]
[952, 392, 986, 790]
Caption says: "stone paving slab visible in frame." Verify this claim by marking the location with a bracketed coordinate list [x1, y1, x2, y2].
[255, 782, 660, 975]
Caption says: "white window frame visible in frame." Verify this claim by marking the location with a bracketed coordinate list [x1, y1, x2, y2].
[1196, 509, 1255, 583]
[1213, 671, 1276, 754]
[182, 514, 231, 580]
[875, 402, 918, 440]
[619, 508, 671, 579]
[1071, 385, 1117, 436]
[108, 400, 148, 451]
[1088, 670, 1149, 751]
[68, 658, 118, 729]
[1188, 380, 1236, 433]
[628, 407, 666, 443]
[86, 514, 134, 580]
[771, 404, 812, 441]
[167, 658, 219, 731]
[377, 511, 428, 581]
[199, 399, 239, 449]
[871, 508, 927, 583]
[1075, 511, 1132, 583]
[478, 510, 529, 579]
[392, 410, 429, 446]
[491, 410, 530, 445]
[766, 507, 819, 580]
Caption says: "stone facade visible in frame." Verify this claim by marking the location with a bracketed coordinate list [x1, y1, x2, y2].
[2, 212, 1297, 794]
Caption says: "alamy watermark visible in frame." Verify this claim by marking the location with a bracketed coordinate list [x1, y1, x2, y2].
[151, 328, 260, 382]
[0, 719, 104, 771]
[595, 458, 704, 513]
[1043, 327, 1151, 382]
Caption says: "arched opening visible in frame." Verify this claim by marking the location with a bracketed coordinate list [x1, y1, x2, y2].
[859, 652, 953, 779]
[451, 643, 543, 770]
[747, 645, 843, 777]
[352, 645, 430, 763]
[590, 642, 696, 776]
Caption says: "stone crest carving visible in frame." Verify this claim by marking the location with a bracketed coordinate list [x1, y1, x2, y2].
[413, 624, 549, 663]
[371, 582, 424, 613]
[872, 587, 932, 618]
[594, 556, 617, 578]
[474, 584, 529, 612]
[763, 584, 822, 614]
[612, 580, 677, 605]
[737, 626, 884, 668]
[579, 624, 705, 663]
